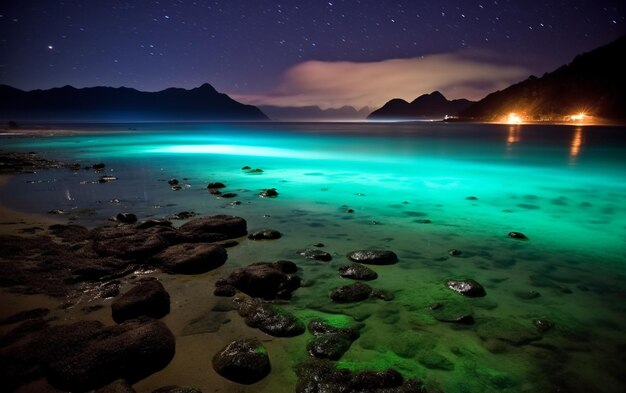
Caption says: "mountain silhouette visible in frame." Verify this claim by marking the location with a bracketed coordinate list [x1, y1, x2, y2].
[259, 105, 370, 121]
[461, 35, 626, 121]
[368, 91, 474, 120]
[0, 83, 268, 121]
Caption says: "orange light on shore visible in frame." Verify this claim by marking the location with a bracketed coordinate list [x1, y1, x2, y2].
[570, 113, 586, 121]
[506, 113, 522, 124]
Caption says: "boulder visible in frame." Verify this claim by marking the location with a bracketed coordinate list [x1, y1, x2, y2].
[307, 320, 360, 360]
[446, 279, 486, 297]
[40, 318, 175, 391]
[259, 188, 278, 198]
[248, 229, 282, 240]
[111, 280, 170, 323]
[338, 263, 378, 281]
[151, 243, 227, 274]
[330, 282, 373, 303]
[347, 250, 398, 265]
[116, 213, 138, 224]
[236, 297, 305, 337]
[179, 215, 247, 241]
[226, 262, 301, 300]
[207, 182, 226, 189]
[91, 226, 170, 260]
[508, 231, 529, 240]
[212, 339, 271, 384]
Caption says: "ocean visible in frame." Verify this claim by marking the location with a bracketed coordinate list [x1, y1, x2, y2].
[1, 121, 625, 392]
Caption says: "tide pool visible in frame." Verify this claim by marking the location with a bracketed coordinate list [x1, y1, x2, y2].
[1, 122, 625, 392]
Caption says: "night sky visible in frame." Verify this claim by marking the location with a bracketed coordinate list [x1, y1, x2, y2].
[1, 1, 624, 109]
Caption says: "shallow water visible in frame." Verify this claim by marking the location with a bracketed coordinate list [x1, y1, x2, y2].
[1, 122, 626, 392]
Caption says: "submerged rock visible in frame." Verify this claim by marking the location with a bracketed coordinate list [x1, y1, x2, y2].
[111, 280, 170, 323]
[514, 290, 541, 300]
[248, 229, 282, 240]
[226, 261, 301, 300]
[446, 279, 486, 297]
[259, 188, 278, 197]
[338, 263, 378, 281]
[297, 248, 332, 262]
[431, 301, 475, 325]
[508, 231, 529, 240]
[213, 339, 271, 385]
[207, 182, 226, 189]
[330, 282, 373, 303]
[347, 250, 398, 265]
[477, 318, 541, 345]
[533, 318, 555, 333]
[236, 297, 305, 337]
[151, 243, 227, 274]
[307, 320, 360, 361]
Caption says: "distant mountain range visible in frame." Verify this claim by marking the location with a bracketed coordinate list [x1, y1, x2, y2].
[0, 83, 268, 121]
[461, 35, 626, 121]
[367, 91, 474, 120]
[259, 105, 370, 121]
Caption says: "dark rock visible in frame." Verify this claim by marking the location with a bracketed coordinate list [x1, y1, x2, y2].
[219, 192, 238, 198]
[168, 211, 197, 220]
[226, 262, 301, 300]
[248, 228, 282, 240]
[338, 263, 378, 281]
[347, 250, 398, 265]
[508, 231, 529, 240]
[111, 281, 170, 323]
[466, 196, 478, 200]
[0, 308, 49, 325]
[0, 318, 48, 347]
[116, 213, 138, 224]
[151, 243, 227, 274]
[93, 163, 106, 170]
[212, 339, 271, 384]
[208, 188, 222, 195]
[241, 166, 251, 170]
[259, 188, 278, 197]
[448, 249, 462, 257]
[151, 386, 202, 393]
[446, 279, 486, 297]
[307, 320, 360, 361]
[168, 178, 179, 186]
[48, 209, 66, 215]
[330, 282, 373, 303]
[273, 260, 298, 274]
[295, 359, 423, 393]
[91, 226, 170, 260]
[179, 215, 247, 241]
[533, 318, 555, 333]
[371, 289, 395, 301]
[213, 284, 236, 297]
[136, 219, 173, 230]
[207, 182, 226, 189]
[40, 318, 175, 391]
[236, 297, 305, 337]
[100, 281, 121, 298]
[313, 242, 325, 247]
[414, 219, 431, 224]
[297, 248, 332, 261]
[431, 300, 475, 324]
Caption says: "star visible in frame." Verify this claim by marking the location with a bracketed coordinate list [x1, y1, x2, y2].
[47, 45, 54, 50]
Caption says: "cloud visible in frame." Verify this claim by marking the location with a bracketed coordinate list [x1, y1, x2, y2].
[233, 50, 530, 109]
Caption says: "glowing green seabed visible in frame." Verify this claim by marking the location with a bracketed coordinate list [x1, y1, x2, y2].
[2, 122, 625, 392]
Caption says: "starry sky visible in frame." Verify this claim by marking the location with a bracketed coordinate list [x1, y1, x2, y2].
[1, 0, 624, 109]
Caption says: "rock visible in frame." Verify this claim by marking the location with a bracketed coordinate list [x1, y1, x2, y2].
[248, 229, 282, 240]
[95, 379, 136, 393]
[208, 188, 222, 195]
[111, 280, 170, 323]
[259, 188, 278, 197]
[151, 243, 227, 274]
[48, 209, 66, 215]
[0, 308, 49, 325]
[418, 352, 455, 371]
[448, 249, 462, 257]
[508, 231, 529, 240]
[135, 219, 173, 230]
[213, 284, 236, 297]
[307, 320, 360, 360]
[533, 318, 555, 333]
[151, 386, 202, 393]
[212, 339, 271, 384]
[91, 226, 171, 260]
[477, 318, 541, 345]
[116, 213, 138, 224]
[40, 318, 175, 391]
[446, 279, 486, 297]
[167, 178, 179, 186]
[48, 223, 91, 242]
[168, 211, 197, 220]
[371, 289, 395, 301]
[243, 167, 263, 174]
[219, 192, 238, 198]
[226, 262, 301, 300]
[347, 250, 398, 265]
[466, 196, 478, 200]
[297, 248, 332, 262]
[330, 282, 373, 303]
[93, 163, 106, 170]
[207, 182, 226, 189]
[236, 297, 305, 337]
[295, 359, 422, 393]
[179, 215, 247, 241]
[338, 263, 378, 281]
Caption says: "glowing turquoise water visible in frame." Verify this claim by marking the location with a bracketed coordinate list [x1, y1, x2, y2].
[2, 122, 626, 392]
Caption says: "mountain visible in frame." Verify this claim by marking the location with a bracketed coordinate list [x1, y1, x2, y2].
[461, 35, 626, 121]
[259, 105, 370, 121]
[367, 91, 474, 120]
[0, 83, 268, 121]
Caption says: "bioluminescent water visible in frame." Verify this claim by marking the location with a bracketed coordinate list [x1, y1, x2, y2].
[2, 122, 626, 393]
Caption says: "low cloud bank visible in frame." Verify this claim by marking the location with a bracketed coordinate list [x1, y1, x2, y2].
[234, 51, 530, 110]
